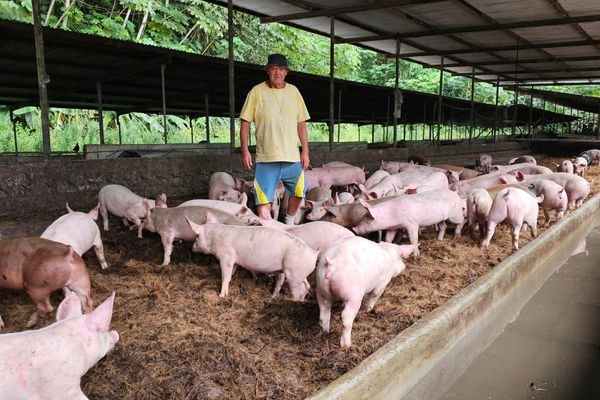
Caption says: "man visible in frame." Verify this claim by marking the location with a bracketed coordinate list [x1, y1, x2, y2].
[239, 53, 310, 224]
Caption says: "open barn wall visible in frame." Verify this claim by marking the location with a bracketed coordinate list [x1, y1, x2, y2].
[0, 141, 529, 220]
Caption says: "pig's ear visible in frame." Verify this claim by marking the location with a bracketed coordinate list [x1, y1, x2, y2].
[367, 191, 379, 200]
[536, 194, 544, 204]
[334, 192, 341, 204]
[235, 206, 248, 218]
[357, 184, 367, 194]
[257, 217, 266, 226]
[218, 191, 228, 201]
[499, 175, 508, 184]
[238, 192, 248, 205]
[358, 198, 371, 209]
[66, 202, 75, 213]
[143, 199, 152, 218]
[322, 198, 335, 208]
[156, 193, 167, 208]
[88, 204, 100, 220]
[86, 292, 115, 332]
[516, 171, 525, 181]
[56, 290, 83, 321]
[234, 178, 246, 191]
[186, 217, 203, 234]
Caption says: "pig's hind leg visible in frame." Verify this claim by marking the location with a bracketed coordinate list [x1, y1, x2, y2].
[25, 290, 54, 328]
[365, 281, 389, 312]
[316, 290, 332, 332]
[272, 273, 285, 298]
[93, 234, 109, 270]
[99, 202, 110, 231]
[340, 297, 361, 348]
[218, 257, 236, 298]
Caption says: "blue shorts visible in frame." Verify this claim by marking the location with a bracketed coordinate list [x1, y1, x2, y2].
[254, 162, 305, 205]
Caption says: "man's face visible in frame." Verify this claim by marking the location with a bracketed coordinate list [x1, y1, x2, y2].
[266, 66, 288, 85]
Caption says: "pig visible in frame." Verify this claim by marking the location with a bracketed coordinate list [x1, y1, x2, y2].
[481, 187, 543, 251]
[451, 172, 519, 197]
[143, 205, 245, 266]
[0, 291, 118, 400]
[177, 196, 259, 225]
[572, 156, 588, 177]
[305, 166, 365, 191]
[556, 160, 574, 174]
[516, 172, 590, 209]
[306, 196, 396, 227]
[258, 219, 355, 297]
[41, 203, 109, 270]
[364, 169, 391, 190]
[316, 237, 417, 348]
[486, 183, 532, 199]
[579, 149, 600, 166]
[187, 214, 318, 300]
[353, 189, 466, 254]
[434, 164, 481, 180]
[208, 172, 245, 203]
[323, 161, 355, 168]
[475, 153, 492, 172]
[0, 238, 93, 328]
[334, 192, 355, 204]
[488, 162, 536, 174]
[283, 186, 331, 225]
[98, 184, 167, 238]
[466, 188, 493, 240]
[526, 179, 568, 226]
[304, 168, 334, 191]
[508, 155, 537, 165]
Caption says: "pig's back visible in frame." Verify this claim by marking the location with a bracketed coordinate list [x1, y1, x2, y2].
[41, 212, 98, 256]
[99, 184, 142, 213]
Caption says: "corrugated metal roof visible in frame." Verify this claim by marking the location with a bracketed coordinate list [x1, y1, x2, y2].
[211, 0, 600, 86]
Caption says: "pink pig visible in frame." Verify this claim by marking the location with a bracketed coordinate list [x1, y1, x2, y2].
[516, 172, 590, 209]
[41, 203, 109, 270]
[316, 237, 417, 348]
[177, 196, 258, 225]
[353, 189, 466, 254]
[481, 187, 544, 251]
[556, 160, 574, 174]
[572, 156, 588, 177]
[466, 188, 493, 240]
[187, 214, 318, 300]
[0, 291, 119, 400]
[0, 238, 93, 329]
[364, 169, 391, 190]
[98, 184, 167, 238]
[525, 179, 568, 226]
[208, 172, 246, 203]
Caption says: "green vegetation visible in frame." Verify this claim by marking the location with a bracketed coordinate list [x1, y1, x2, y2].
[0, 0, 598, 153]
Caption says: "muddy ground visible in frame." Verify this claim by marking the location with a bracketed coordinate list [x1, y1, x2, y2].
[0, 157, 598, 400]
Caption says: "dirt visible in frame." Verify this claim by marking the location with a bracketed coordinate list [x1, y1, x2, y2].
[0, 157, 598, 400]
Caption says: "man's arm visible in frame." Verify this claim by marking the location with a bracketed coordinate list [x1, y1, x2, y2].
[240, 119, 253, 170]
[297, 121, 310, 170]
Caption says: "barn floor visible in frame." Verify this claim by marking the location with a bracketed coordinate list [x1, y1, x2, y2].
[0, 157, 598, 400]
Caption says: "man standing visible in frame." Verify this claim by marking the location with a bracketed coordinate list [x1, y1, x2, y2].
[240, 53, 310, 224]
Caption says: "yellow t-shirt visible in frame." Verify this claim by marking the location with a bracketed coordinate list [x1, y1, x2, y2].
[240, 82, 310, 163]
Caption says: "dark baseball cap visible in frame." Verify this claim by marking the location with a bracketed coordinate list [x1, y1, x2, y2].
[264, 53, 289, 70]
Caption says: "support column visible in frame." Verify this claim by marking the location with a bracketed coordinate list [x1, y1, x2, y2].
[437, 56, 444, 146]
[161, 64, 167, 144]
[205, 93, 210, 143]
[337, 89, 342, 142]
[189, 115, 194, 143]
[329, 16, 335, 151]
[512, 41, 520, 137]
[494, 76, 500, 142]
[117, 113, 122, 144]
[469, 67, 475, 144]
[10, 109, 18, 161]
[528, 86, 534, 137]
[32, 0, 51, 159]
[96, 80, 105, 144]
[228, 0, 235, 152]
[393, 39, 400, 147]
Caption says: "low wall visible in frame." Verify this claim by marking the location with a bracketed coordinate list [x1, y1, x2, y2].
[309, 193, 600, 400]
[0, 141, 528, 219]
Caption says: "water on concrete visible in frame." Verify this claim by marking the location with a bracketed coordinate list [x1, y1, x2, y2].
[441, 226, 600, 400]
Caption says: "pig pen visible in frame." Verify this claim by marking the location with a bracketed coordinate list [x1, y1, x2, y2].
[0, 157, 598, 400]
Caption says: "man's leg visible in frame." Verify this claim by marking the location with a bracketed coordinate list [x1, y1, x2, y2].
[254, 163, 279, 220]
[281, 162, 305, 225]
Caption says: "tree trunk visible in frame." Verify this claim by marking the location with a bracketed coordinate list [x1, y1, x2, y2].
[136, 9, 149, 40]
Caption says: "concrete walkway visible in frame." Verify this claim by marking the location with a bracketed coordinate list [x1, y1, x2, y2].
[442, 226, 600, 400]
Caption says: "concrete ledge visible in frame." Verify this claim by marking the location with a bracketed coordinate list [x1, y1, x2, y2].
[309, 193, 600, 400]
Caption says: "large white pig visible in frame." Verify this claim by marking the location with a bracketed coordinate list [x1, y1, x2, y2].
[187, 214, 318, 300]
[41, 203, 109, 270]
[556, 160, 574, 174]
[316, 237, 417, 348]
[516, 172, 590, 209]
[450, 172, 519, 197]
[177, 196, 259, 225]
[98, 184, 167, 238]
[364, 169, 391, 190]
[572, 156, 588, 177]
[0, 291, 119, 400]
[208, 172, 245, 203]
[525, 179, 568, 226]
[143, 205, 245, 266]
[353, 189, 466, 253]
[481, 187, 544, 251]
[466, 188, 493, 240]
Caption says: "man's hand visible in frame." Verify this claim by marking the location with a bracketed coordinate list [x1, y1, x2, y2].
[242, 148, 253, 170]
[301, 149, 310, 170]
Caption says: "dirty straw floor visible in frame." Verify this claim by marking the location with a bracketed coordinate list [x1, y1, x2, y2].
[1, 158, 599, 400]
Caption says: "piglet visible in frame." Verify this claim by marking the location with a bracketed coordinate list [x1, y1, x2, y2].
[41, 203, 109, 269]
[466, 188, 493, 240]
[556, 160, 574, 174]
[208, 172, 246, 203]
[98, 184, 167, 238]
[572, 156, 588, 177]
[481, 187, 543, 251]
[0, 291, 119, 400]
[187, 214, 318, 300]
[177, 196, 258, 225]
[526, 179, 568, 227]
[0, 238, 93, 328]
[316, 237, 417, 348]
[579, 149, 600, 166]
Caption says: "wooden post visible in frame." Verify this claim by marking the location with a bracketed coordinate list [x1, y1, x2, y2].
[32, 0, 51, 158]
[337, 89, 342, 142]
[469, 67, 475, 144]
[96, 80, 105, 144]
[189, 115, 194, 143]
[437, 56, 444, 146]
[393, 39, 400, 147]
[204, 93, 210, 143]
[494, 76, 500, 142]
[329, 16, 335, 151]
[228, 0, 235, 152]
[117, 113, 122, 144]
[9, 108, 18, 161]
[161, 64, 167, 144]
[512, 41, 520, 137]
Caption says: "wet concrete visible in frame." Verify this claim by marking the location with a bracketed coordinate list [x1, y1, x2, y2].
[442, 226, 600, 400]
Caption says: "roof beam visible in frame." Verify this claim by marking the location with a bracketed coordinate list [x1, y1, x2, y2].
[335, 13, 600, 44]
[437, 55, 600, 68]
[453, 66, 600, 77]
[260, 0, 444, 23]
[400, 38, 600, 57]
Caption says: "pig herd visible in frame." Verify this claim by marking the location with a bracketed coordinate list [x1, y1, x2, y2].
[0, 150, 597, 399]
